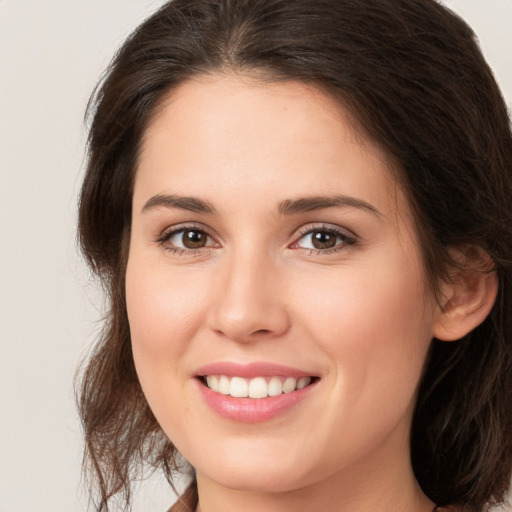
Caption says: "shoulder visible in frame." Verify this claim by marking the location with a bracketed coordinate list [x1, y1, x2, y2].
[167, 482, 198, 512]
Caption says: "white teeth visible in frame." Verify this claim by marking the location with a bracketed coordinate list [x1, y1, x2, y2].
[230, 377, 248, 397]
[206, 375, 218, 391]
[248, 377, 268, 399]
[219, 375, 230, 395]
[282, 377, 297, 394]
[268, 376, 283, 396]
[203, 375, 314, 398]
[297, 377, 311, 390]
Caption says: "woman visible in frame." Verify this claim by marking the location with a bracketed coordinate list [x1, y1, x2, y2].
[77, 1, 512, 511]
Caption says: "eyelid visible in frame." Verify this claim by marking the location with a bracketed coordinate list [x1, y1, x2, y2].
[156, 222, 221, 251]
[294, 222, 357, 239]
[289, 223, 358, 252]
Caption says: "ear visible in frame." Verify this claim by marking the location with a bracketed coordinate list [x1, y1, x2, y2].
[433, 247, 498, 342]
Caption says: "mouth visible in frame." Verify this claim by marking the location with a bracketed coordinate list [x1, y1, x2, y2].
[198, 375, 318, 399]
[195, 363, 320, 422]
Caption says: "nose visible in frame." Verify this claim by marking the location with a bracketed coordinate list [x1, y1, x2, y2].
[207, 250, 291, 343]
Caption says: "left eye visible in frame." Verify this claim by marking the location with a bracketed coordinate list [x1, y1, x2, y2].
[166, 228, 215, 249]
[295, 229, 352, 250]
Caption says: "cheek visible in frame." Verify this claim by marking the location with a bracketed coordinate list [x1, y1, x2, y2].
[294, 252, 433, 409]
[126, 257, 204, 353]
[281, 257, 434, 475]
[125, 252, 209, 413]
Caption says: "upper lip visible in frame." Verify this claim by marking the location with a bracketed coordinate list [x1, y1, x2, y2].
[195, 361, 317, 379]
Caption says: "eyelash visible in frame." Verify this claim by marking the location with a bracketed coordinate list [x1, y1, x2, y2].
[156, 223, 218, 256]
[292, 224, 357, 255]
[155, 223, 357, 256]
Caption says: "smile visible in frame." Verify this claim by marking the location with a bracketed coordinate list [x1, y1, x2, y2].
[203, 375, 313, 399]
[194, 362, 319, 422]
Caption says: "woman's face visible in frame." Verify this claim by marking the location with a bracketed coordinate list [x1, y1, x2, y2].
[126, 75, 440, 495]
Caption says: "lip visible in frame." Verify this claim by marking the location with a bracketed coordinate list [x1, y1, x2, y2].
[195, 361, 314, 379]
[194, 361, 318, 423]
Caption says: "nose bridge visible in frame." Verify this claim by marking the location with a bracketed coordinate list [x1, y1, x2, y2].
[209, 244, 289, 341]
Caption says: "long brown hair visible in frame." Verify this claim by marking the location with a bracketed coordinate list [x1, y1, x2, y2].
[77, 1, 512, 510]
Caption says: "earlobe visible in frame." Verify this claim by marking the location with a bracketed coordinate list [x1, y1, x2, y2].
[433, 248, 498, 342]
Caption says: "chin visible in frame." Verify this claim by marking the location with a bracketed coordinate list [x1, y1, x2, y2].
[187, 440, 326, 494]
[200, 463, 313, 494]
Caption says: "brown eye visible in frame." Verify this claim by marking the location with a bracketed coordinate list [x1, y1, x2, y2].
[293, 226, 356, 253]
[310, 231, 337, 249]
[182, 229, 207, 248]
[162, 227, 216, 251]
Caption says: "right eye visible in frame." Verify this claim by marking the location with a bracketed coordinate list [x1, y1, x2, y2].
[158, 226, 219, 253]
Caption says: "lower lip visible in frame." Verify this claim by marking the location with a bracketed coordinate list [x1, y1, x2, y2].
[196, 379, 317, 423]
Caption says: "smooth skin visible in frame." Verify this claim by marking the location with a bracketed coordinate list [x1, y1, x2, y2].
[126, 74, 497, 512]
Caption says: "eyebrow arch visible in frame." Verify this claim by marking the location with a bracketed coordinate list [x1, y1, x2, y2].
[278, 195, 382, 217]
[141, 193, 381, 218]
[141, 194, 218, 215]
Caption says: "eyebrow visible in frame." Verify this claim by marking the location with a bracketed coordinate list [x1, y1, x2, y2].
[141, 193, 381, 218]
[278, 195, 382, 217]
[141, 194, 218, 215]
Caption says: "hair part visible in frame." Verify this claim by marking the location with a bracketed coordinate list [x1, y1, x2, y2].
[77, 1, 512, 510]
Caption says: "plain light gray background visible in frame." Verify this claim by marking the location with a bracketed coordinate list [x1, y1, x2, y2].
[0, 1, 510, 511]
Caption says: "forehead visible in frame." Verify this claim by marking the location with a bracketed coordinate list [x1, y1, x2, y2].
[135, 73, 404, 220]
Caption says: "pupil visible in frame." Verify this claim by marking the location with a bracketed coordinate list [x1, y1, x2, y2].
[183, 230, 206, 248]
[312, 231, 336, 249]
